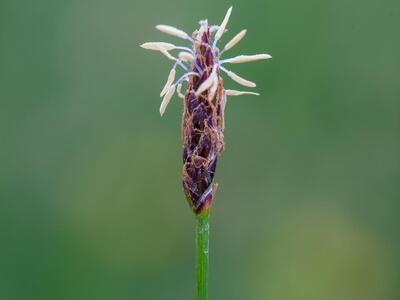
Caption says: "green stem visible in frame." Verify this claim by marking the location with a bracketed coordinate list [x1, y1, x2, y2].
[196, 213, 210, 300]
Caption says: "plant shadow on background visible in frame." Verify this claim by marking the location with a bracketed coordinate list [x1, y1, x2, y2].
[0, 0, 399, 299]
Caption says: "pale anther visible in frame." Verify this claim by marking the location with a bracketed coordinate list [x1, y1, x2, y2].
[156, 25, 191, 40]
[140, 42, 176, 51]
[177, 83, 185, 99]
[208, 75, 219, 101]
[222, 54, 272, 64]
[160, 84, 176, 116]
[179, 52, 194, 62]
[223, 29, 247, 52]
[220, 66, 256, 88]
[214, 6, 233, 42]
[160, 68, 176, 97]
[196, 68, 218, 96]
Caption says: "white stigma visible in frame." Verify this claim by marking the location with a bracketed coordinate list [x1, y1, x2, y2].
[156, 25, 191, 40]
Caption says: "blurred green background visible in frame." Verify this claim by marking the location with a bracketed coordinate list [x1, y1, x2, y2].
[1, 0, 399, 299]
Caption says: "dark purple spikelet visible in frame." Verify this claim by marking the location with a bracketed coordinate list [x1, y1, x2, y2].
[140, 7, 271, 215]
[182, 24, 225, 214]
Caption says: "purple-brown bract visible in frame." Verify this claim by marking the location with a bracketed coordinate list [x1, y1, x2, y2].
[141, 7, 271, 214]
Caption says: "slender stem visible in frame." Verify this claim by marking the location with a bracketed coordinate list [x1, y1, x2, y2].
[196, 213, 210, 300]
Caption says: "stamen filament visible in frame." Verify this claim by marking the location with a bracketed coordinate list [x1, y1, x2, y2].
[175, 72, 199, 86]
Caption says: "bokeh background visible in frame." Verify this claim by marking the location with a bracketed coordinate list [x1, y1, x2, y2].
[1, 0, 399, 299]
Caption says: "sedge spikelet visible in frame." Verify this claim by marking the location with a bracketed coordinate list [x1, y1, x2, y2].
[140, 7, 272, 214]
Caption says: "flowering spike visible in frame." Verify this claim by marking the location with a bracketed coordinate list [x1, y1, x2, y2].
[215, 6, 233, 42]
[140, 6, 271, 214]
[156, 25, 191, 40]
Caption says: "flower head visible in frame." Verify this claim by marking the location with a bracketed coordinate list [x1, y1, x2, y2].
[141, 7, 271, 214]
